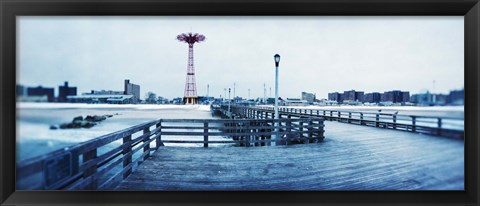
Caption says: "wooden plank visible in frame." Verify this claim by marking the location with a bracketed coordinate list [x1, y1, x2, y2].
[114, 121, 463, 190]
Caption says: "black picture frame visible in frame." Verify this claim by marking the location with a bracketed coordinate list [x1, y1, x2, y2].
[1, 0, 479, 205]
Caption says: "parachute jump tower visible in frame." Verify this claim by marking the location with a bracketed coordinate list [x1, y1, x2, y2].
[177, 32, 206, 104]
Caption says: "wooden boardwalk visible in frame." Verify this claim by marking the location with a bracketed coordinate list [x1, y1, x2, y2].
[115, 121, 464, 190]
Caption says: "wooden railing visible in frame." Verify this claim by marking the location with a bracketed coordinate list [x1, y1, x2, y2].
[217, 105, 464, 139]
[17, 120, 162, 190]
[16, 118, 324, 190]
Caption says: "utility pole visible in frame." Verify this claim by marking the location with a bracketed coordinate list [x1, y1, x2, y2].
[263, 83, 266, 104]
[233, 82, 236, 103]
[224, 88, 227, 101]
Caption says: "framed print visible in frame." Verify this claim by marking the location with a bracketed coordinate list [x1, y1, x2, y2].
[1, 0, 479, 205]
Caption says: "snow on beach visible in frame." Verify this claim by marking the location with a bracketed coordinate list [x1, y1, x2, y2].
[16, 103, 218, 161]
[17, 102, 211, 111]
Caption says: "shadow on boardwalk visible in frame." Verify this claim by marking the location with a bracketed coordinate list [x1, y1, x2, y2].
[115, 121, 464, 190]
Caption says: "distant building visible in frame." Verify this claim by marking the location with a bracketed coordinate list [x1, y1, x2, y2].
[382, 90, 409, 103]
[410, 89, 463, 106]
[401, 91, 410, 103]
[448, 89, 464, 105]
[266, 97, 276, 105]
[411, 92, 433, 105]
[198, 96, 214, 104]
[89, 90, 124, 95]
[124, 79, 140, 103]
[16, 85, 26, 97]
[355, 91, 364, 102]
[434, 94, 449, 105]
[364, 92, 381, 103]
[301, 92, 315, 105]
[328, 92, 343, 103]
[284, 98, 308, 106]
[343, 90, 356, 101]
[58, 81, 77, 102]
[67, 94, 134, 104]
[329, 90, 363, 103]
[27, 86, 54, 102]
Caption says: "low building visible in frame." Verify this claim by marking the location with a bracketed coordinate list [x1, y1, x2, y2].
[17, 95, 48, 102]
[283, 98, 308, 106]
[301, 92, 315, 105]
[67, 94, 134, 104]
[90, 90, 124, 95]
[27, 86, 54, 102]
[58, 81, 77, 102]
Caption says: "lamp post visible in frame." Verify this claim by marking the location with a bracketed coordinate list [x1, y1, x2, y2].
[228, 88, 231, 118]
[274, 54, 280, 145]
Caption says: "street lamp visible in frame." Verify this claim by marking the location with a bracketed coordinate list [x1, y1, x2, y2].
[274, 54, 280, 145]
[228, 88, 231, 117]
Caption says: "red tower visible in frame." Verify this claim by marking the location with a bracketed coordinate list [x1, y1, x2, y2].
[177, 32, 206, 104]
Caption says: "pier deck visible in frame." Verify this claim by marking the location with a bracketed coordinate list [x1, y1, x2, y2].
[115, 121, 464, 190]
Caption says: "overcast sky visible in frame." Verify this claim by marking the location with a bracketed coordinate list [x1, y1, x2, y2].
[17, 16, 464, 100]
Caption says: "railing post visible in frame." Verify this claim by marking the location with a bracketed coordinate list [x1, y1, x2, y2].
[376, 113, 380, 127]
[299, 121, 306, 144]
[393, 115, 397, 129]
[310, 110, 313, 115]
[83, 149, 98, 189]
[412, 116, 416, 132]
[360, 113, 364, 125]
[156, 121, 163, 148]
[316, 110, 319, 116]
[308, 120, 313, 143]
[246, 121, 250, 147]
[204, 122, 209, 148]
[337, 111, 341, 122]
[317, 119, 324, 142]
[143, 127, 151, 161]
[286, 115, 292, 145]
[122, 135, 132, 179]
[437, 118, 442, 135]
[348, 112, 352, 123]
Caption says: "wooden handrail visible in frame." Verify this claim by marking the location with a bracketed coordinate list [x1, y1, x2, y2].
[216, 105, 463, 139]
[17, 117, 324, 190]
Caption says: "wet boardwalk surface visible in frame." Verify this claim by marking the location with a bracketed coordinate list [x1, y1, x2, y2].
[115, 121, 464, 190]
